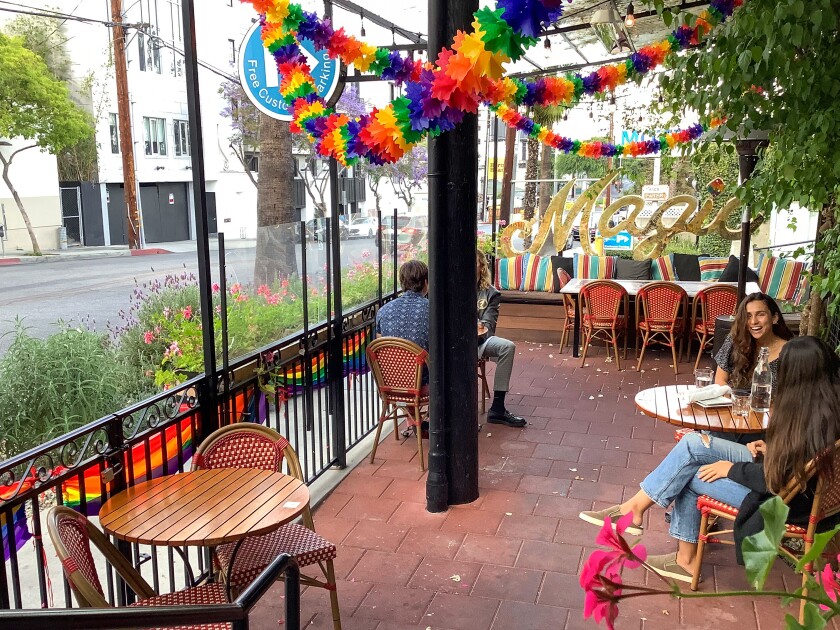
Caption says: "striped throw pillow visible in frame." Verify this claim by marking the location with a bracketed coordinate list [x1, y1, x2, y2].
[698, 257, 730, 282]
[573, 254, 617, 280]
[758, 255, 808, 301]
[495, 255, 525, 290]
[522, 253, 555, 292]
[650, 255, 678, 281]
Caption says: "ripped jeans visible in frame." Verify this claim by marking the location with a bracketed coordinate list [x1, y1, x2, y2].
[639, 432, 754, 543]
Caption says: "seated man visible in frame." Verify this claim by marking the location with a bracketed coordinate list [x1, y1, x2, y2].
[375, 259, 429, 351]
[477, 251, 527, 428]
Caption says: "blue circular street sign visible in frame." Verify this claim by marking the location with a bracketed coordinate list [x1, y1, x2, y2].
[237, 22, 342, 121]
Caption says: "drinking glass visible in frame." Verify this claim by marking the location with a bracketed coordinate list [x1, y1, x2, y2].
[731, 391, 751, 418]
[694, 367, 714, 389]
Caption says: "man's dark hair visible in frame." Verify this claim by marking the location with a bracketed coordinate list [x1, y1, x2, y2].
[399, 260, 428, 293]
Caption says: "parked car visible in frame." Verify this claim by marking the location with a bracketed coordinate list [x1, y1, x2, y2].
[308, 217, 349, 242]
[397, 215, 428, 250]
[347, 216, 377, 239]
[381, 215, 411, 251]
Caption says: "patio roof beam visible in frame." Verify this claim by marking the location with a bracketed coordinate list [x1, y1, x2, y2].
[560, 31, 589, 64]
[540, 0, 708, 37]
[325, 0, 427, 44]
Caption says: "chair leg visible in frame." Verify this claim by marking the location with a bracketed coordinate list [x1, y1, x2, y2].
[324, 559, 342, 630]
[612, 332, 621, 371]
[559, 325, 568, 354]
[580, 328, 591, 366]
[691, 511, 709, 591]
[693, 334, 707, 372]
[369, 413, 386, 464]
[415, 410, 425, 472]
[636, 333, 648, 372]
[670, 334, 679, 375]
[622, 327, 628, 360]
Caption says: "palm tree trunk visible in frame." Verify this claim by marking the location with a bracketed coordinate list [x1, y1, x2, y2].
[254, 114, 297, 285]
[522, 136, 539, 248]
[538, 144, 553, 215]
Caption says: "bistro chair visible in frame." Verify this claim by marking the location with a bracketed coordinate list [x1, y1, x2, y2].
[690, 440, 840, 623]
[635, 281, 689, 375]
[47, 506, 230, 623]
[478, 358, 491, 414]
[579, 280, 629, 370]
[191, 423, 342, 630]
[366, 337, 429, 471]
[689, 284, 738, 371]
[558, 293, 578, 354]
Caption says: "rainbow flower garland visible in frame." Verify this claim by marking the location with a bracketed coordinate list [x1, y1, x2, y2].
[243, 0, 742, 163]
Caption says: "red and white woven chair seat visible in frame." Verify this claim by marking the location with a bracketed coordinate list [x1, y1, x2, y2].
[583, 315, 627, 328]
[385, 392, 430, 405]
[216, 523, 337, 587]
[696, 495, 807, 535]
[130, 583, 231, 630]
[639, 318, 684, 333]
[694, 321, 716, 335]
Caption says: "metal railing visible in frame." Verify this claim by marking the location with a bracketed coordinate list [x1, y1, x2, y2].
[0, 208, 427, 622]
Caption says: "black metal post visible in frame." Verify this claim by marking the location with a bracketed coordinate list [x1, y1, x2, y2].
[218, 234, 230, 426]
[328, 158, 347, 468]
[181, 0, 218, 440]
[104, 419, 133, 605]
[392, 207, 398, 295]
[735, 137, 768, 304]
[491, 113, 499, 284]
[426, 0, 480, 512]
[377, 209, 383, 304]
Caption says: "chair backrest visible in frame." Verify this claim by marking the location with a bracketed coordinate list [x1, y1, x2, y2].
[366, 337, 428, 398]
[777, 440, 840, 526]
[191, 423, 303, 482]
[46, 506, 155, 608]
[697, 284, 738, 326]
[637, 282, 687, 327]
[580, 280, 627, 321]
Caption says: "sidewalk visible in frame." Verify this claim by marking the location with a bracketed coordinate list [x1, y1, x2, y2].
[0, 238, 256, 265]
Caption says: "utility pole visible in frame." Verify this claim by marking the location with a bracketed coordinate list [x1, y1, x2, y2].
[110, 0, 141, 249]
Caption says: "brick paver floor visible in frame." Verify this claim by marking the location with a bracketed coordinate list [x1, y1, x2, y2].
[252, 341, 822, 629]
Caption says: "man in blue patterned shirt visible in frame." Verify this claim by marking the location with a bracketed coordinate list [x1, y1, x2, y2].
[375, 260, 429, 350]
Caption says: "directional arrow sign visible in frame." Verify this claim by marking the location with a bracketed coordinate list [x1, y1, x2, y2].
[238, 22, 342, 121]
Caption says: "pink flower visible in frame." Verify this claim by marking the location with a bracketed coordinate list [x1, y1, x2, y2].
[499, 220, 507, 226]
[595, 513, 646, 569]
[230, 283, 242, 295]
[143, 331, 155, 345]
[583, 561, 622, 629]
[235, 293, 249, 303]
[281, 279, 290, 289]
[361, 249, 371, 259]
[257, 284, 270, 296]
[182, 305, 193, 320]
[817, 563, 840, 610]
[211, 282, 220, 293]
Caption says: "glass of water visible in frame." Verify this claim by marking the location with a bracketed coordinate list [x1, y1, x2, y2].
[732, 391, 752, 418]
[694, 367, 714, 388]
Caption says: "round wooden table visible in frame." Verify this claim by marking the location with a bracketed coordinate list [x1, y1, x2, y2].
[635, 384, 766, 434]
[99, 468, 309, 547]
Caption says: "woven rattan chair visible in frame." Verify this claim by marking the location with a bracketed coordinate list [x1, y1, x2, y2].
[366, 337, 430, 471]
[558, 293, 578, 354]
[191, 423, 341, 630]
[635, 281, 689, 375]
[690, 441, 840, 623]
[478, 358, 491, 414]
[580, 280, 629, 370]
[689, 284, 738, 371]
[47, 506, 230, 628]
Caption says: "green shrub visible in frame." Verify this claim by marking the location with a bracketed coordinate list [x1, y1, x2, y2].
[0, 323, 146, 458]
[604, 249, 634, 260]
[698, 232, 733, 257]
[663, 237, 702, 256]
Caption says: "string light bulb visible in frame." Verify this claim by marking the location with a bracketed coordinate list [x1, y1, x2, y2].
[625, 2, 636, 28]
[544, 36, 551, 50]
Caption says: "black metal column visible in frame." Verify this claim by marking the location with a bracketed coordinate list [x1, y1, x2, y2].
[181, 0, 218, 439]
[328, 158, 347, 468]
[426, 0, 480, 511]
[735, 137, 768, 304]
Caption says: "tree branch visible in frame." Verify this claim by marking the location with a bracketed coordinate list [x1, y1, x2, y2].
[6, 144, 39, 164]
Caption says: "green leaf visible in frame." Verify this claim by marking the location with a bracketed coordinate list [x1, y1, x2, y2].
[784, 602, 827, 630]
[796, 525, 840, 571]
[791, 0, 804, 18]
[751, 46, 763, 62]
[743, 497, 789, 590]
[662, 9, 672, 27]
[811, 9, 822, 28]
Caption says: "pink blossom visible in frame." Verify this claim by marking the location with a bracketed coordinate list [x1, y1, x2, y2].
[230, 283, 242, 295]
[583, 562, 622, 629]
[361, 249, 371, 259]
[311, 288, 319, 297]
[182, 305, 193, 320]
[265, 294, 280, 305]
[235, 293, 249, 303]
[595, 513, 646, 568]
[143, 331, 155, 345]
[257, 284, 270, 296]
[280, 278, 290, 289]
[214, 305, 222, 315]
[817, 562, 840, 610]
[212, 282, 220, 293]
[499, 220, 507, 226]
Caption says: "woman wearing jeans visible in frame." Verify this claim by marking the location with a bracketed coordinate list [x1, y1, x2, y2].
[579, 336, 840, 583]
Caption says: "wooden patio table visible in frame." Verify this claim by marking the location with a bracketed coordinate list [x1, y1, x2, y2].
[99, 468, 309, 596]
[559, 279, 762, 358]
[635, 384, 766, 434]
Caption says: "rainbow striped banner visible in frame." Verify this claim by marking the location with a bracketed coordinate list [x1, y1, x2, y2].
[270, 331, 369, 392]
[1, 504, 30, 562]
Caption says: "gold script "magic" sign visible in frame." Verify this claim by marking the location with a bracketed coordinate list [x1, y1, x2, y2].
[498, 172, 763, 260]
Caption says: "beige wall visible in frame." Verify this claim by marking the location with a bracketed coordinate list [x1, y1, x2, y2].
[0, 196, 61, 253]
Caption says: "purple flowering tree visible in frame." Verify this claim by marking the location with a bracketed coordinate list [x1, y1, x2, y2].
[358, 144, 428, 215]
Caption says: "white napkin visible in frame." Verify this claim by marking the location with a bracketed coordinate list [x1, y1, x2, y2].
[678, 384, 732, 405]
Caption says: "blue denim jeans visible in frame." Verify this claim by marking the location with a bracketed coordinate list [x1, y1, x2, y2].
[640, 432, 754, 543]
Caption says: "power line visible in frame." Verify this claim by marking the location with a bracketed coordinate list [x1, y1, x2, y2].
[0, 1, 128, 27]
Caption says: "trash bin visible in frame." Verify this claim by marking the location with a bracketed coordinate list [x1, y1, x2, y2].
[57, 226, 68, 250]
[712, 315, 734, 357]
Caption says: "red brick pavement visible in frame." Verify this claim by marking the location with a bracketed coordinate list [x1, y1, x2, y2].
[250, 342, 819, 629]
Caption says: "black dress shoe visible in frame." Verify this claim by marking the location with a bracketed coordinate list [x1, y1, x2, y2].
[487, 410, 527, 427]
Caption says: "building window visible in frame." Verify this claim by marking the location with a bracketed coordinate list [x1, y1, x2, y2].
[228, 38, 236, 66]
[138, 29, 161, 73]
[143, 117, 167, 156]
[109, 113, 120, 153]
[173, 119, 190, 157]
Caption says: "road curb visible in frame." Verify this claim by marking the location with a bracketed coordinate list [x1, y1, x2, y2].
[0, 258, 21, 266]
[0, 247, 174, 265]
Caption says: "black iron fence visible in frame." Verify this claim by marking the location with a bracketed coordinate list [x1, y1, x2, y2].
[0, 208, 427, 620]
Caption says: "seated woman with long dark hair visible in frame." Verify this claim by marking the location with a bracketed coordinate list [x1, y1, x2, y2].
[579, 336, 840, 583]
